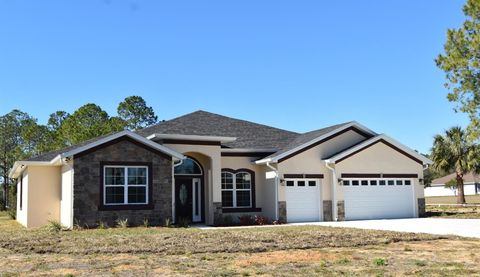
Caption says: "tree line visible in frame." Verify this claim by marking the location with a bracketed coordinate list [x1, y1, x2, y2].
[430, 0, 480, 204]
[0, 95, 158, 210]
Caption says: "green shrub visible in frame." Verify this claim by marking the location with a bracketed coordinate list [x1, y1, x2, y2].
[415, 260, 427, 267]
[48, 220, 64, 233]
[373, 257, 387, 266]
[336, 257, 350, 265]
[115, 218, 128, 228]
[143, 218, 149, 228]
[222, 215, 234, 226]
[177, 217, 190, 228]
[164, 217, 172, 227]
[98, 221, 108, 229]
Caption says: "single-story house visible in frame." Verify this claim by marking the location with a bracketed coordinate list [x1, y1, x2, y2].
[9, 110, 432, 228]
[425, 172, 480, 197]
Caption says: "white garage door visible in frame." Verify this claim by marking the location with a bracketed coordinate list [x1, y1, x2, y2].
[343, 179, 415, 220]
[285, 179, 322, 222]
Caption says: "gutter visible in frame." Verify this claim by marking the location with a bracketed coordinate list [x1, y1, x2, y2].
[325, 160, 338, 221]
[265, 162, 279, 221]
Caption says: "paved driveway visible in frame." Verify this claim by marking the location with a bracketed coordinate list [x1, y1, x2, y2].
[305, 218, 480, 239]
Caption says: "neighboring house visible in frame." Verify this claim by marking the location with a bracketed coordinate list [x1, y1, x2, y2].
[425, 172, 480, 197]
[9, 111, 432, 228]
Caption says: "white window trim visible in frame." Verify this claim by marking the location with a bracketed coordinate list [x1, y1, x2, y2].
[103, 165, 149, 205]
[284, 178, 320, 187]
[342, 178, 414, 186]
[221, 171, 252, 208]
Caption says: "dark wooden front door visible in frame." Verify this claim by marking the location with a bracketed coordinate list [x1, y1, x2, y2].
[175, 177, 193, 222]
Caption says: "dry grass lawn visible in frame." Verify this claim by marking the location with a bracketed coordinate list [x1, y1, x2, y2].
[426, 205, 480, 219]
[1, 212, 480, 276]
[425, 195, 480, 204]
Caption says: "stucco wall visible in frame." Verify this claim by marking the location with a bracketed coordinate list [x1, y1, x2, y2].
[60, 161, 74, 228]
[17, 166, 61, 228]
[277, 129, 368, 202]
[335, 141, 425, 201]
[164, 144, 221, 225]
[73, 139, 173, 227]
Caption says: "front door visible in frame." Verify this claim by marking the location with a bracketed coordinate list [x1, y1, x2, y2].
[175, 177, 202, 223]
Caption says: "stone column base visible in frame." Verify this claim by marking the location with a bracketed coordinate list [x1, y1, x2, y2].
[323, 200, 332, 221]
[337, 201, 345, 221]
[278, 201, 287, 222]
[213, 202, 223, 226]
[418, 198, 426, 217]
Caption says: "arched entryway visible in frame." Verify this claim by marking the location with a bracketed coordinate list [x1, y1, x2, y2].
[174, 156, 204, 223]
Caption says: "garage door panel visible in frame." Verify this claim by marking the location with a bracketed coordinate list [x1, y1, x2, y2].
[286, 180, 321, 223]
[344, 179, 415, 220]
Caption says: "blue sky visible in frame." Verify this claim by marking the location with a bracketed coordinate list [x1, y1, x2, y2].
[0, 0, 469, 153]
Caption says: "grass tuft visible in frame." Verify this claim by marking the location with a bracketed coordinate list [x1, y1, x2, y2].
[115, 218, 128, 228]
[373, 257, 387, 266]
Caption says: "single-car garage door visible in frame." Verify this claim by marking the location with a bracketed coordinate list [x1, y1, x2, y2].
[285, 179, 322, 222]
[343, 178, 415, 220]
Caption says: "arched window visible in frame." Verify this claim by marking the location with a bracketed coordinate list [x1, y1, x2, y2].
[221, 169, 253, 208]
[174, 157, 203, 175]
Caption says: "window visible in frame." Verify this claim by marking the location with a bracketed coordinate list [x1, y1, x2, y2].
[286, 180, 294, 186]
[221, 171, 252, 208]
[297, 181, 306, 186]
[342, 178, 413, 188]
[104, 166, 148, 205]
[308, 181, 317, 187]
[174, 158, 202, 175]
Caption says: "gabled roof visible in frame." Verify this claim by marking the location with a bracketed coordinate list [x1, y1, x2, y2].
[9, 131, 185, 178]
[256, 121, 377, 164]
[324, 134, 433, 166]
[432, 172, 480, 186]
[137, 110, 299, 149]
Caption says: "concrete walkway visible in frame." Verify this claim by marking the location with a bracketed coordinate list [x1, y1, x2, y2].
[311, 218, 480, 239]
[196, 218, 480, 239]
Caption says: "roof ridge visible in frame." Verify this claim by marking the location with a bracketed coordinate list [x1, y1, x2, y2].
[142, 110, 299, 136]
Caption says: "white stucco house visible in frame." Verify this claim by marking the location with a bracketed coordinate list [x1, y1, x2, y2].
[9, 111, 432, 228]
[425, 172, 480, 197]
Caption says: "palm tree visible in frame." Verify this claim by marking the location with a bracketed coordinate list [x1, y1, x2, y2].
[431, 126, 480, 204]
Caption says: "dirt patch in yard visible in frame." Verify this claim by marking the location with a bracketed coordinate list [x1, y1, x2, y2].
[426, 205, 480, 218]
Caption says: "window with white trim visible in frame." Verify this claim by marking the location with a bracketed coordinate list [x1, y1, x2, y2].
[342, 178, 413, 187]
[104, 166, 148, 205]
[221, 171, 252, 208]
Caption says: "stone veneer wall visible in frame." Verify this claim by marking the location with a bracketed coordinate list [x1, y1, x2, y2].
[213, 202, 223, 226]
[337, 201, 345, 221]
[278, 201, 287, 223]
[417, 198, 426, 218]
[323, 200, 332, 221]
[73, 138, 173, 227]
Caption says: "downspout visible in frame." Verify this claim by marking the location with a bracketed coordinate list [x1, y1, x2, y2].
[325, 161, 338, 221]
[266, 161, 279, 221]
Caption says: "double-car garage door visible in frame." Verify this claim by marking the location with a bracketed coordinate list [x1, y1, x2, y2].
[285, 178, 415, 222]
[343, 178, 415, 220]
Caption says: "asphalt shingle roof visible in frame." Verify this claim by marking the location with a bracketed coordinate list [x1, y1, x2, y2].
[262, 122, 353, 159]
[138, 110, 299, 149]
[26, 110, 358, 162]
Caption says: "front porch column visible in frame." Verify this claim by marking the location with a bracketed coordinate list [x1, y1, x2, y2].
[210, 151, 222, 225]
